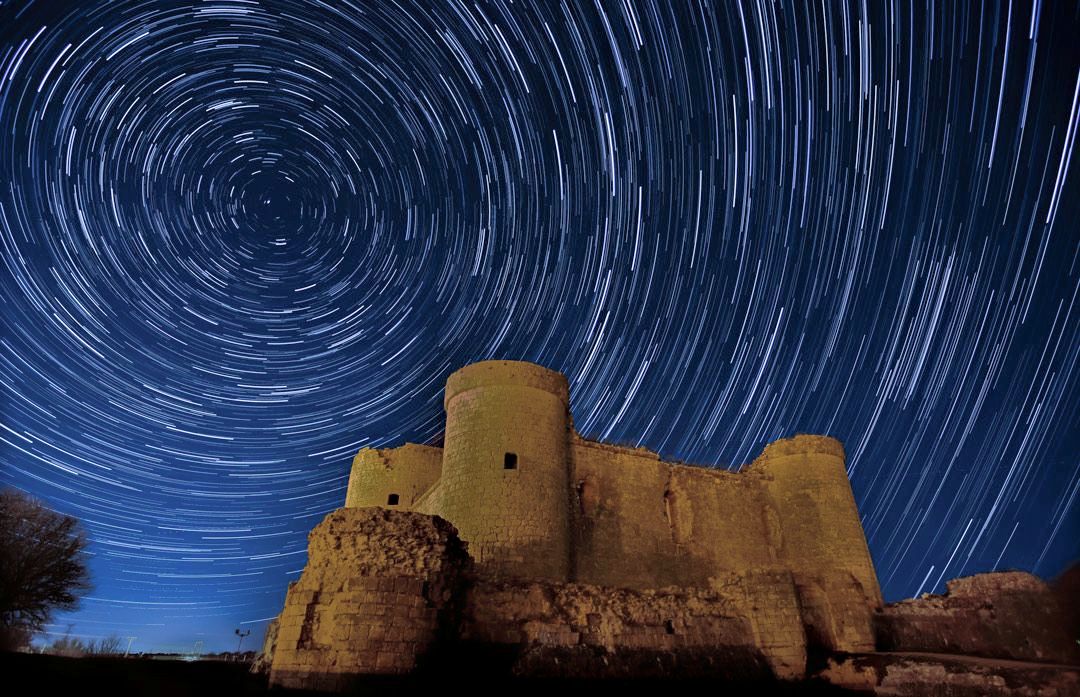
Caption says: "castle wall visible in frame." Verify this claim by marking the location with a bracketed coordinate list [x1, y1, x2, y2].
[568, 438, 779, 589]
[749, 435, 880, 652]
[344, 443, 442, 510]
[875, 571, 1080, 665]
[265, 509, 810, 688]
[749, 435, 883, 609]
[567, 434, 879, 653]
[268, 508, 470, 692]
[436, 361, 572, 581]
[459, 570, 807, 680]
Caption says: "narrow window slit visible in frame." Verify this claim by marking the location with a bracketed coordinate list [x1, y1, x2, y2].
[387, 493, 399, 505]
[504, 452, 517, 470]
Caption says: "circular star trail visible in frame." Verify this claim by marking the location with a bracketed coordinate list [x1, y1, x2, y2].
[1, 0, 1078, 652]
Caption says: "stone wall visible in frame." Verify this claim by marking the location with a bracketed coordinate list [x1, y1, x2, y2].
[437, 360, 572, 581]
[268, 508, 470, 691]
[820, 652, 1080, 696]
[344, 443, 442, 509]
[339, 363, 884, 653]
[339, 432, 883, 659]
[749, 435, 883, 610]
[568, 436, 778, 589]
[567, 433, 879, 653]
[458, 570, 807, 680]
[264, 506, 821, 687]
[792, 571, 876, 653]
[875, 571, 1080, 665]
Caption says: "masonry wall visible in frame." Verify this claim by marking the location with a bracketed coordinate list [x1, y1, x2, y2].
[341, 434, 881, 656]
[564, 434, 879, 653]
[749, 435, 883, 612]
[875, 571, 1080, 665]
[344, 444, 442, 510]
[459, 570, 807, 680]
[268, 508, 470, 692]
[568, 437, 779, 589]
[436, 361, 572, 581]
[265, 507, 812, 686]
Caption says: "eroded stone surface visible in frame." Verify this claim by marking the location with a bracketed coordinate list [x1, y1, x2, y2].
[875, 571, 1080, 665]
[459, 571, 807, 679]
[820, 653, 1080, 697]
[267, 508, 470, 692]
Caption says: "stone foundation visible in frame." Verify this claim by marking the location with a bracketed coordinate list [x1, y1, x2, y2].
[459, 570, 807, 679]
[265, 507, 825, 689]
[874, 571, 1080, 665]
[819, 653, 1080, 696]
[268, 508, 470, 691]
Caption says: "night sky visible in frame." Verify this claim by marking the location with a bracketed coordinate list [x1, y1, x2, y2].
[1, 0, 1077, 654]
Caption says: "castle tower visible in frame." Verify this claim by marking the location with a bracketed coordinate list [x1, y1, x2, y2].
[344, 444, 442, 511]
[436, 360, 571, 581]
[751, 435, 882, 605]
[752, 434, 882, 652]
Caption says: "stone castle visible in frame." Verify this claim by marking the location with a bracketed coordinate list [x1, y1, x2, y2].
[261, 360, 1080, 693]
[261, 358, 1080, 691]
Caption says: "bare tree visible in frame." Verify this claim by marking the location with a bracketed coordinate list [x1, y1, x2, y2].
[90, 634, 123, 655]
[0, 488, 91, 651]
[46, 632, 88, 658]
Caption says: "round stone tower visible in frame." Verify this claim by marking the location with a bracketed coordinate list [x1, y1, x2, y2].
[344, 444, 442, 511]
[753, 434, 884, 608]
[437, 360, 571, 581]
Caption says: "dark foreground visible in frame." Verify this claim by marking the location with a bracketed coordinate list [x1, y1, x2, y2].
[3, 651, 861, 696]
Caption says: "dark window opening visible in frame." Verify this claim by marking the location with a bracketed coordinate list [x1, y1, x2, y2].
[504, 452, 518, 470]
[664, 619, 676, 635]
[387, 493, 399, 505]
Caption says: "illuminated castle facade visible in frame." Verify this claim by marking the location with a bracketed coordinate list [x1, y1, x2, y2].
[266, 360, 883, 690]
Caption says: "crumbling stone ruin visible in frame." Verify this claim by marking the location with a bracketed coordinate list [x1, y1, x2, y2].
[875, 571, 1079, 665]
[824, 571, 1079, 695]
[261, 360, 1079, 694]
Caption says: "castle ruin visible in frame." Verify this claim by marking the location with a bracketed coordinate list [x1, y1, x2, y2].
[264, 359, 885, 689]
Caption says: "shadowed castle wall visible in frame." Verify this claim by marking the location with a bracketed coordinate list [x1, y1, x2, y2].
[460, 570, 807, 680]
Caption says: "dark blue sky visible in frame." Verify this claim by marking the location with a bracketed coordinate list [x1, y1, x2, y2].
[1, 0, 1078, 654]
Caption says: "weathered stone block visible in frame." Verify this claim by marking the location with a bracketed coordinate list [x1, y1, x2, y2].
[875, 570, 1080, 665]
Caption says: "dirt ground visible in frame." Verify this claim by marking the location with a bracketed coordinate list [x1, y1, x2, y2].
[1, 651, 863, 696]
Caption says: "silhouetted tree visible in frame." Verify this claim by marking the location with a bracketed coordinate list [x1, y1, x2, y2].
[46, 631, 88, 657]
[91, 634, 124, 655]
[0, 488, 91, 651]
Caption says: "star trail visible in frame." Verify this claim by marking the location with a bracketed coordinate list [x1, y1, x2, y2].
[1, 0, 1078, 653]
